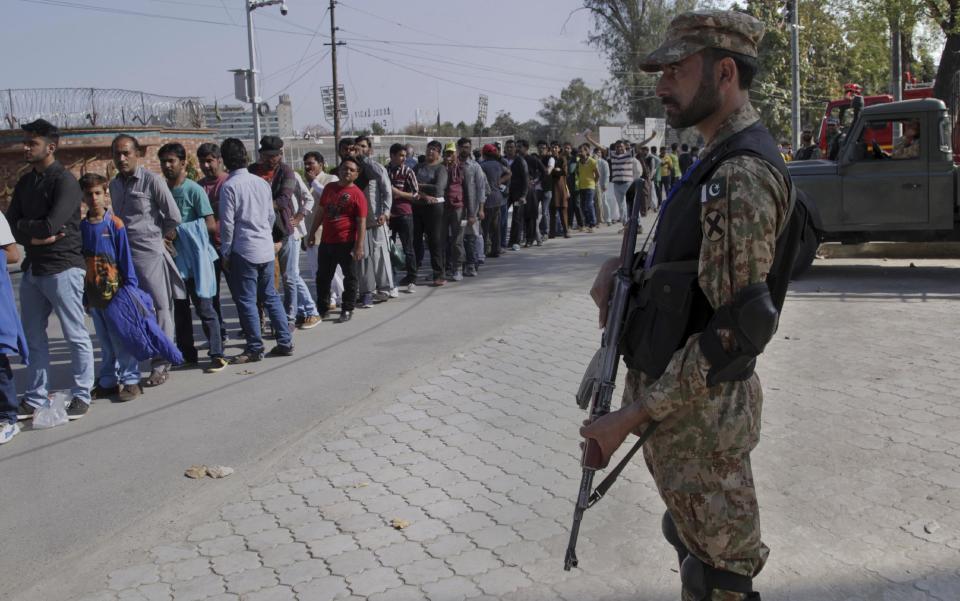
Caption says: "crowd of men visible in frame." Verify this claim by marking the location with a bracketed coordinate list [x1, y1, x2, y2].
[0, 118, 680, 445]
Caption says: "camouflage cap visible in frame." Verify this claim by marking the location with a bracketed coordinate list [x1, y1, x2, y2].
[640, 10, 764, 73]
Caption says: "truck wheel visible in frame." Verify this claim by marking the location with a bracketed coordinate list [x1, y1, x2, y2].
[791, 224, 820, 278]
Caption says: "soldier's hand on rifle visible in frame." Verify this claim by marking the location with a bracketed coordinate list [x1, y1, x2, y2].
[590, 257, 621, 328]
[579, 403, 652, 469]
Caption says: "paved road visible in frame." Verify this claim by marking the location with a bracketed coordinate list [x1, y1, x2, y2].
[6, 229, 960, 601]
[0, 223, 627, 601]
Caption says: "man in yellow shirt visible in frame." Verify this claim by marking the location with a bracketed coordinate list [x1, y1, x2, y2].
[576, 144, 601, 232]
[659, 147, 675, 197]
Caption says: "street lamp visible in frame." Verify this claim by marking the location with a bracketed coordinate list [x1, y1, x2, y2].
[245, 0, 288, 159]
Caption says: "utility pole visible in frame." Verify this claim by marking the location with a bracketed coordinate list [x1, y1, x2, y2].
[789, 0, 801, 151]
[328, 0, 344, 153]
[245, 0, 289, 160]
[891, 18, 903, 102]
[245, 3, 262, 158]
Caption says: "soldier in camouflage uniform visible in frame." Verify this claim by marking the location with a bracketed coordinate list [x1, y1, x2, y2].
[890, 119, 921, 160]
[582, 10, 790, 601]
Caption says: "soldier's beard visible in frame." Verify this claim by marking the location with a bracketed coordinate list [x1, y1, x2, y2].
[664, 75, 721, 129]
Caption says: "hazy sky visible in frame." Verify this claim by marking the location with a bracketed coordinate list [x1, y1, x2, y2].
[5, 0, 614, 132]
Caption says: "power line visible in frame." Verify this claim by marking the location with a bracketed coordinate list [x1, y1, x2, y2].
[213, 47, 332, 102]
[279, 6, 330, 95]
[335, 0, 601, 75]
[217, 0, 237, 26]
[344, 37, 577, 86]
[18, 0, 240, 26]
[347, 46, 544, 103]
[338, 27, 600, 78]
[338, 2, 595, 54]
[263, 50, 331, 104]
[345, 41, 574, 91]
[144, 0, 231, 9]
[16, 0, 328, 39]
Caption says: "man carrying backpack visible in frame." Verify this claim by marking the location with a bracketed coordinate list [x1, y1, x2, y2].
[582, 10, 798, 601]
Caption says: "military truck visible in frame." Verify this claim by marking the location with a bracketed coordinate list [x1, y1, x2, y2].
[788, 98, 960, 274]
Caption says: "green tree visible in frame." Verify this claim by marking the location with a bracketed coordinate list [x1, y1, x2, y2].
[472, 118, 486, 137]
[582, 0, 697, 122]
[436, 121, 460, 136]
[849, 0, 924, 89]
[489, 111, 521, 136]
[370, 121, 385, 135]
[538, 78, 614, 141]
[734, 1, 865, 139]
[921, 1, 960, 102]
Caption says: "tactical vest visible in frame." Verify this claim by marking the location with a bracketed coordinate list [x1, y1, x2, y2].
[620, 120, 804, 379]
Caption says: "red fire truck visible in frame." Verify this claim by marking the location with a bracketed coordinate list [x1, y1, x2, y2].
[817, 76, 936, 155]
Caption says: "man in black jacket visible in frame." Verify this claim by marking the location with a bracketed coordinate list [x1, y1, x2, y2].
[6, 119, 94, 419]
[504, 139, 529, 250]
[519, 140, 544, 247]
[678, 143, 693, 174]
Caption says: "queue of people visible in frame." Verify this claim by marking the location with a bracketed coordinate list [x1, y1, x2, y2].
[1, 121, 661, 445]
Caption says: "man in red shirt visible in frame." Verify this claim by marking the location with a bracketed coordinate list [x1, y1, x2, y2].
[306, 156, 367, 323]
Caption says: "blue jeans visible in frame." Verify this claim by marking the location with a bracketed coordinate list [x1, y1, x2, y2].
[228, 253, 292, 355]
[540, 190, 552, 235]
[90, 308, 140, 387]
[499, 204, 509, 247]
[278, 237, 319, 322]
[20, 268, 94, 406]
[579, 188, 597, 227]
[613, 182, 630, 223]
[0, 355, 17, 424]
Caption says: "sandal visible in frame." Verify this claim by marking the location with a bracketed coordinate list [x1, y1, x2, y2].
[145, 369, 168, 387]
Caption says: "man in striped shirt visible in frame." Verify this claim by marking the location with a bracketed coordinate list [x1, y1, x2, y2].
[612, 140, 639, 221]
[586, 132, 653, 225]
[387, 143, 420, 292]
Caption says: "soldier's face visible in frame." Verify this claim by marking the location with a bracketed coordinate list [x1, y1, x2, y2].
[657, 52, 722, 129]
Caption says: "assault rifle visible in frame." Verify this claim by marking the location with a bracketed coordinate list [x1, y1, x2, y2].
[564, 183, 659, 571]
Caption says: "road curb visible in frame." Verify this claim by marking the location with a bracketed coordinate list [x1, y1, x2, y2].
[818, 241, 960, 259]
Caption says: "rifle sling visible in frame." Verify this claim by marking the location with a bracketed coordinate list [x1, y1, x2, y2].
[587, 421, 660, 508]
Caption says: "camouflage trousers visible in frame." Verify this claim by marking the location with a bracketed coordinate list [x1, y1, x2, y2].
[623, 368, 769, 601]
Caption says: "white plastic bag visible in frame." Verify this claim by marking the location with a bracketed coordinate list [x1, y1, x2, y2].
[32, 391, 69, 429]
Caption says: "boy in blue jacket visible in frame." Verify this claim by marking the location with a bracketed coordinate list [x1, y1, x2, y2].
[80, 173, 144, 402]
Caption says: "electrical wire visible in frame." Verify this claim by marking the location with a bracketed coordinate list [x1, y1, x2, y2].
[262, 50, 331, 104]
[343, 38, 578, 86]
[337, 3, 594, 53]
[347, 45, 544, 102]
[217, 0, 237, 26]
[344, 41, 575, 92]
[16, 0, 329, 39]
[278, 6, 330, 95]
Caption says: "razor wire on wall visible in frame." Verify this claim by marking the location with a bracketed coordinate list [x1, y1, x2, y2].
[2, 88, 205, 130]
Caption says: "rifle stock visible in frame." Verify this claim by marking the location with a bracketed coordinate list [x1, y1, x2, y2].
[564, 183, 645, 571]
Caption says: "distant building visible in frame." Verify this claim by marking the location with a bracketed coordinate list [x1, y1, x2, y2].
[205, 94, 295, 140]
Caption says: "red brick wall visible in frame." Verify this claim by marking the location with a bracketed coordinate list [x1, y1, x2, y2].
[0, 127, 218, 212]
